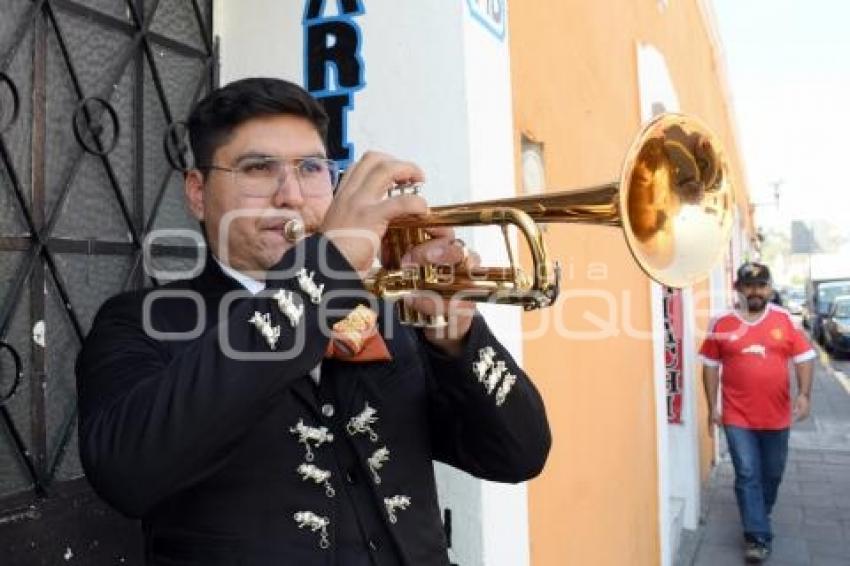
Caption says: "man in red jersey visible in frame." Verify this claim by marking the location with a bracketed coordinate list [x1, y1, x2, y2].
[700, 261, 814, 564]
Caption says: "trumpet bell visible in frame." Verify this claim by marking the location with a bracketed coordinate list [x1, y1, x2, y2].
[620, 113, 734, 288]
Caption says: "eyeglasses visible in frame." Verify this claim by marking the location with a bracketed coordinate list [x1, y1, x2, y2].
[202, 156, 341, 198]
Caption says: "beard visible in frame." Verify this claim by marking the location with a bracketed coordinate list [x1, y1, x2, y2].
[745, 296, 767, 313]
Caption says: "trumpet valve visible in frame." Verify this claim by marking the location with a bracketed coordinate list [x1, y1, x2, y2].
[387, 182, 423, 197]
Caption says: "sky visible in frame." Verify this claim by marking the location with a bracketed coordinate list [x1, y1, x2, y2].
[711, 0, 850, 231]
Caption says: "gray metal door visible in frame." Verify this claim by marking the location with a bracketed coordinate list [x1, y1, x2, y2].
[0, 1, 215, 563]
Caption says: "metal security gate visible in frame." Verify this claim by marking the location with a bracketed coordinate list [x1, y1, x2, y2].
[0, 1, 215, 563]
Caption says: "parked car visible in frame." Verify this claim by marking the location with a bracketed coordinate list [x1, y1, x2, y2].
[783, 288, 805, 315]
[806, 279, 850, 343]
[822, 295, 850, 356]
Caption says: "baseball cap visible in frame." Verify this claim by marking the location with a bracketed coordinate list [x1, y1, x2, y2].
[736, 262, 771, 284]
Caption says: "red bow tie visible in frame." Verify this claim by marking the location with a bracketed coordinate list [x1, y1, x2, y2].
[324, 305, 392, 362]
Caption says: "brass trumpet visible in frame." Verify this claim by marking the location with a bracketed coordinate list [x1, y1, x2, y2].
[370, 113, 735, 326]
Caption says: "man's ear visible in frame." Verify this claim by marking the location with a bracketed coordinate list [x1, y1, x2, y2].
[185, 169, 205, 221]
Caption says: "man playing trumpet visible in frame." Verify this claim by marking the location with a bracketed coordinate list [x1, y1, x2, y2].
[76, 77, 551, 565]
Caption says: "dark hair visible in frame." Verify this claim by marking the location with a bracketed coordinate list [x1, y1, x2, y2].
[187, 77, 329, 168]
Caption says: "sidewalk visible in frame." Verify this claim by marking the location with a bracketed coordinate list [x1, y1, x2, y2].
[678, 349, 850, 565]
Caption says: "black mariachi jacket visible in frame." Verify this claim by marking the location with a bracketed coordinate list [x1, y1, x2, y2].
[76, 234, 551, 565]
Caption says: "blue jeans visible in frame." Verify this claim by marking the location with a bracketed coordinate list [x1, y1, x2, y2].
[724, 425, 790, 543]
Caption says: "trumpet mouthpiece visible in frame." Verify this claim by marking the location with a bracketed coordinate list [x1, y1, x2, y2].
[283, 219, 305, 242]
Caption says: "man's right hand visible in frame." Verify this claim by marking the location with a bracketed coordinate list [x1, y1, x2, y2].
[319, 152, 428, 276]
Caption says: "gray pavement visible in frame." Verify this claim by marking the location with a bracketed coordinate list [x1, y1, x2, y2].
[678, 347, 850, 565]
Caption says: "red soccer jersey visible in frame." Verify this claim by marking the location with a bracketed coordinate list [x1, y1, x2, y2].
[699, 304, 815, 429]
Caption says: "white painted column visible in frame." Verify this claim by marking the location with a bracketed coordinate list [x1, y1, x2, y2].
[648, 281, 673, 566]
[213, 2, 528, 565]
[636, 41, 704, 566]
[676, 287, 702, 531]
[458, 6, 530, 566]
[707, 260, 731, 460]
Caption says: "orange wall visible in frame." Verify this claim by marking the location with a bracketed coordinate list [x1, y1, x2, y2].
[509, 1, 750, 564]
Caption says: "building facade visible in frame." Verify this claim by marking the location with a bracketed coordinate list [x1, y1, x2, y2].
[509, 1, 752, 564]
[0, 1, 752, 564]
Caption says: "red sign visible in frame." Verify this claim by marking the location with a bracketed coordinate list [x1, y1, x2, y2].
[663, 287, 684, 424]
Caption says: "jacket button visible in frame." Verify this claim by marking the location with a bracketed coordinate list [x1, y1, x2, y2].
[368, 538, 380, 551]
[321, 403, 335, 418]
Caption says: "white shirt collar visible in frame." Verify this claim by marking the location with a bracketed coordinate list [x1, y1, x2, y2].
[213, 257, 266, 295]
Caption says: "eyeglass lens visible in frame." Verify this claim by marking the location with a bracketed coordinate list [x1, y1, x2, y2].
[236, 157, 339, 197]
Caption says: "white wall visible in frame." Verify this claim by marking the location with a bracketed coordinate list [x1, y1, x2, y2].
[708, 256, 731, 459]
[636, 41, 702, 566]
[459, 6, 529, 566]
[214, 2, 527, 564]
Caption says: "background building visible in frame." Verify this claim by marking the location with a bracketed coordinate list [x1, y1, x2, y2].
[508, 2, 752, 564]
[0, 1, 753, 564]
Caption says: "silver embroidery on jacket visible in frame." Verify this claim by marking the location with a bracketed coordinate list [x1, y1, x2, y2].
[346, 402, 380, 442]
[293, 511, 330, 549]
[248, 311, 280, 350]
[473, 346, 516, 404]
[289, 419, 334, 462]
[495, 373, 517, 406]
[485, 360, 507, 395]
[472, 346, 496, 382]
[296, 268, 324, 304]
[384, 495, 411, 524]
[297, 463, 336, 498]
[367, 446, 390, 485]
[273, 289, 304, 328]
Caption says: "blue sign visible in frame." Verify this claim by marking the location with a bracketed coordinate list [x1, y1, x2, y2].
[466, 0, 506, 40]
[303, 0, 366, 167]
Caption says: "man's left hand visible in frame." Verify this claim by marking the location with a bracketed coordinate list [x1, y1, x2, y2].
[793, 394, 811, 422]
[385, 227, 478, 357]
